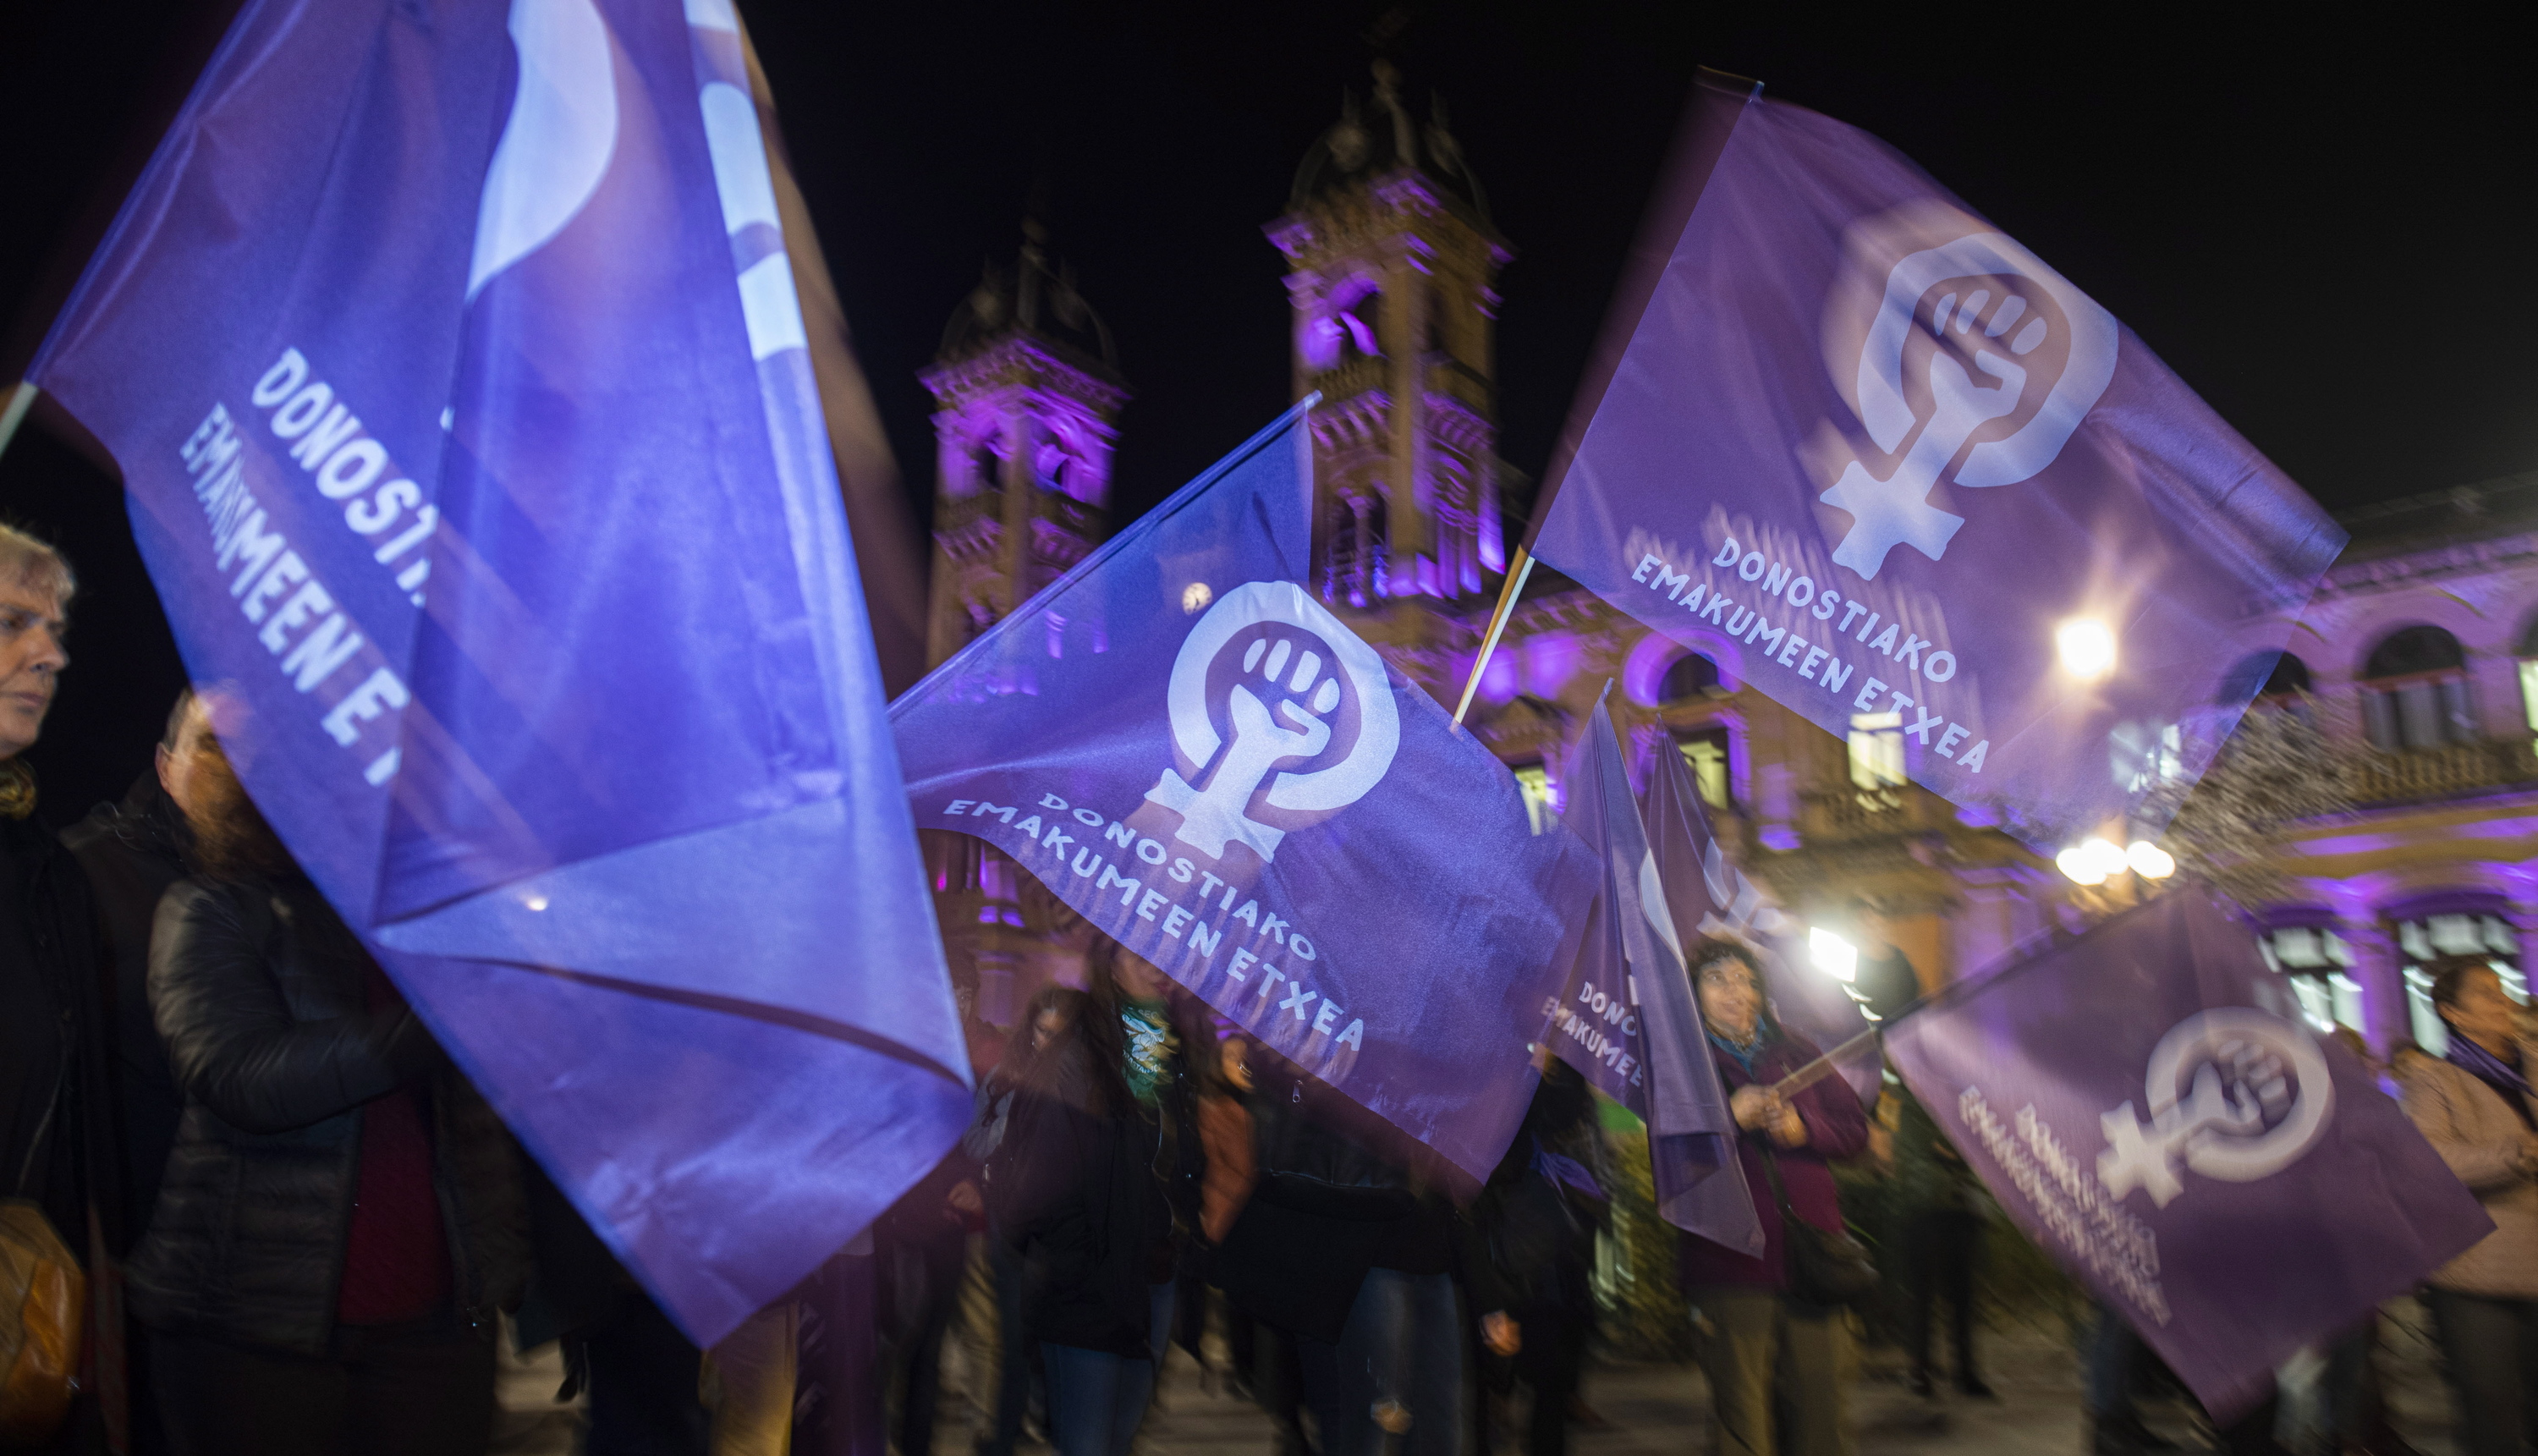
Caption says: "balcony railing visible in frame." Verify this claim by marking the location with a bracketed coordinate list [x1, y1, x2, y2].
[2347, 737, 2538, 805]
[1799, 783, 1944, 842]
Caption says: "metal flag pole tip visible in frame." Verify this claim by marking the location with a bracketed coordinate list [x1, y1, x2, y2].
[0, 383, 37, 464]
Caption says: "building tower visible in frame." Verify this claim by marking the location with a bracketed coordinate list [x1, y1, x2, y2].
[922, 221, 1129, 668]
[1268, 61, 1513, 656]
[920, 223, 1127, 1025]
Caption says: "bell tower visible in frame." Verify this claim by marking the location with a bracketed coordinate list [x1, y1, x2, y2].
[922, 221, 1129, 668]
[1267, 61, 1512, 650]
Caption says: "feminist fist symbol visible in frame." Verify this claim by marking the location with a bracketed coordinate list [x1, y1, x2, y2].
[1821, 288, 2044, 579]
[1150, 633, 1344, 860]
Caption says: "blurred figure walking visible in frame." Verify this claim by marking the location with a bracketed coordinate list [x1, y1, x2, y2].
[2403, 959, 2538, 1456]
[1678, 939, 1869, 1456]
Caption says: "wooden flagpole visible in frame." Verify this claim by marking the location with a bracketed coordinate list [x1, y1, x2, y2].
[1450, 545, 1534, 729]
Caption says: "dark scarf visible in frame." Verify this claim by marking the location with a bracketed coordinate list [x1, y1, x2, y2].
[2449, 1035, 2538, 1131]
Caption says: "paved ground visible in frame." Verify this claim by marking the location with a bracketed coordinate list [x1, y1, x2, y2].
[489, 1300, 2469, 1454]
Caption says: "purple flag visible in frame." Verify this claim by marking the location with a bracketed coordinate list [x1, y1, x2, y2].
[1529, 75, 2347, 849]
[891, 409, 1599, 1182]
[1883, 893, 2491, 1416]
[1640, 735, 1880, 1105]
[1554, 693, 1761, 1250]
[28, 0, 967, 1344]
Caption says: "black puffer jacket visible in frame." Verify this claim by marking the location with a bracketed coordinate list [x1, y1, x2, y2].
[126, 873, 529, 1355]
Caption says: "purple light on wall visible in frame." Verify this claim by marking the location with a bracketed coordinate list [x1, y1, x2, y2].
[1524, 632, 1585, 698]
[1760, 826, 1803, 852]
[1481, 651, 1519, 704]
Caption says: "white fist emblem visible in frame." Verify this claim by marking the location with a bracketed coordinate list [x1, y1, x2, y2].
[1145, 582, 1399, 863]
[1818, 221, 2118, 579]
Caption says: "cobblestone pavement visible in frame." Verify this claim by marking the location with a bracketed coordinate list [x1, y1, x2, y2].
[489, 1299, 2470, 1455]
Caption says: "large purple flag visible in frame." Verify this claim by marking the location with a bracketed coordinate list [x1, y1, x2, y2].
[1884, 893, 2491, 1416]
[1554, 693, 1760, 1250]
[892, 409, 1599, 1182]
[28, 0, 967, 1344]
[1640, 737, 1880, 1105]
[1530, 75, 2347, 849]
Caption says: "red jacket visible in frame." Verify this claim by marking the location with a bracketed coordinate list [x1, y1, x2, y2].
[1676, 1030, 1870, 1293]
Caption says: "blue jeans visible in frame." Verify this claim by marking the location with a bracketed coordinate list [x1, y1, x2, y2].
[2085, 1305, 2143, 1420]
[1041, 1283, 1174, 1456]
[1298, 1268, 1466, 1456]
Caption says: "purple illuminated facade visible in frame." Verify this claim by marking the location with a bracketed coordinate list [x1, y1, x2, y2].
[2238, 475, 2538, 1052]
[915, 72, 2537, 1034]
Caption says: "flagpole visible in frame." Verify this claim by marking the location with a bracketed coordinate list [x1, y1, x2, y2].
[1450, 545, 1533, 728]
[0, 382, 36, 465]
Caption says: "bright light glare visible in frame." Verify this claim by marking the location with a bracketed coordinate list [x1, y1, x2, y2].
[1182, 582, 1213, 613]
[2056, 847, 2107, 886]
[2056, 618, 2117, 680]
[2128, 841, 2176, 879]
[2082, 838, 2129, 878]
[1809, 926, 1860, 983]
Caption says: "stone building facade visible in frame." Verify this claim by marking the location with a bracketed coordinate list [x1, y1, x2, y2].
[916, 69, 2538, 1036]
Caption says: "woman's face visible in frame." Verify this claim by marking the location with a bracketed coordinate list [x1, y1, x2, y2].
[1030, 1006, 1070, 1052]
[1111, 951, 1167, 1001]
[1696, 953, 1762, 1041]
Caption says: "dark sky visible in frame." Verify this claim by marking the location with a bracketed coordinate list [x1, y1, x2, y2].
[3, 1, 2533, 811]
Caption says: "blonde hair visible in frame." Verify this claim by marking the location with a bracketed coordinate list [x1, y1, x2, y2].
[0, 522, 74, 608]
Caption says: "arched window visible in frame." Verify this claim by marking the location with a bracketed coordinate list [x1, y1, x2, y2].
[1659, 652, 1721, 703]
[2360, 625, 2471, 750]
[2513, 613, 2538, 741]
[2219, 650, 2311, 705]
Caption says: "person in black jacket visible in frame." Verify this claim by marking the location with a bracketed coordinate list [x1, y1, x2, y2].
[56, 689, 206, 1456]
[0, 526, 124, 1455]
[1470, 1060, 1608, 1456]
[124, 713, 529, 1456]
[60, 691, 198, 1262]
[989, 941, 1217, 1456]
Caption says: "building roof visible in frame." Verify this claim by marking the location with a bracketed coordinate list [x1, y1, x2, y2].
[2332, 470, 2538, 564]
[939, 220, 1119, 375]
[1288, 60, 1489, 223]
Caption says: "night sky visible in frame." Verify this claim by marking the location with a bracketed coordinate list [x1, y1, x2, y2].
[3, 2, 2532, 812]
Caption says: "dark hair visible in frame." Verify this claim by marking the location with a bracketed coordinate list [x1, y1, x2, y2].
[1085, 937, 1229, 1109]
[1687, 937, 1778, 1039]
[1000, 986, 1087, 1087]
[189, 735, 295, 880]
[2430, 959, 2501, 1018]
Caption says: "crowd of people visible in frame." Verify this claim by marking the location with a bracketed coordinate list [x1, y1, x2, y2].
[8, 510, 2538, 1456]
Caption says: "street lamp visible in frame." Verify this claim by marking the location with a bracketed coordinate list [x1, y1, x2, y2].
[2056, 618, 2117, 681]
[1808, 926, 1860, 982]
[2057, 836, 2175, 886]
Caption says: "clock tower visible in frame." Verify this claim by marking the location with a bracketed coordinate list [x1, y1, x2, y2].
[1267, 62, 1513, 667]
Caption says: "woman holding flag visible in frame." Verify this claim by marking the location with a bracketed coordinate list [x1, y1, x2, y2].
[1678, 938, 1870, 1456]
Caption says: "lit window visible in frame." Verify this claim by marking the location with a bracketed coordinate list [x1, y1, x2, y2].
[1677, 728, 1731, 810]
[2257, 926, 2362, 1035]
[1849, 712, 1904, 790]
[2393, 912, 2524, 1053]
[2360, 626, 2472, 751]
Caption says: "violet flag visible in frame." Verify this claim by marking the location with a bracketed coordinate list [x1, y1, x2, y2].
[1883, 893, 2491, 1417]
[1529, 74, 2347, 850]
[892, 409, 1600, 1184]
[26, 0, 967, 1345]
[1555, 693, 1761, 1250]
[1640, 736, 1880, 1105]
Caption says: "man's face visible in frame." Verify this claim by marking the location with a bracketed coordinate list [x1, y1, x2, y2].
[156, 696, 224, 828]
[2443, 966, 2523, 1054]
[0, 581, 69, 760]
